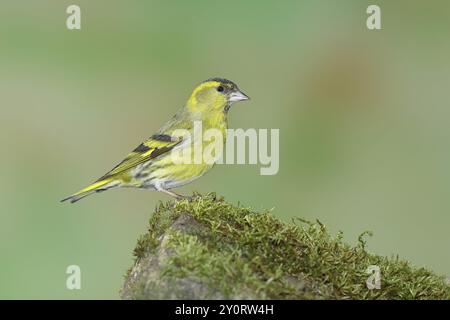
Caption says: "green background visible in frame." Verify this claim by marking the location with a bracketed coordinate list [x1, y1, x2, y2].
[1, 1, 449, 299]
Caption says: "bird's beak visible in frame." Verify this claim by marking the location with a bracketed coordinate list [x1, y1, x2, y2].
[228, 90, 250, 103]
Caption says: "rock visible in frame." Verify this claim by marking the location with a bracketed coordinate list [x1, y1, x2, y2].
[121, 194, 450, 300]
[122, 214, 226, 299]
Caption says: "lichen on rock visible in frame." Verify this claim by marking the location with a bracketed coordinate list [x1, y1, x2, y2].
[121, 193, 450, 300]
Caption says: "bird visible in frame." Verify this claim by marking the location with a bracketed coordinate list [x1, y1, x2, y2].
[61, 78, 250, 203]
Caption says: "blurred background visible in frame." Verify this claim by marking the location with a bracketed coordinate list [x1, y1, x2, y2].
[0, 0, 449, 299]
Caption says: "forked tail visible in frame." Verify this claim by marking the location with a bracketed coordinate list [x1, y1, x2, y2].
[61, 178, 118, 203]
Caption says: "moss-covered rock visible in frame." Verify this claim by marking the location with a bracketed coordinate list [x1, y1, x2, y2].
[121, 193, 450, 300]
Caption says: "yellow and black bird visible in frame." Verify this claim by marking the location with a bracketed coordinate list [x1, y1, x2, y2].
[61, 78, 249, 203]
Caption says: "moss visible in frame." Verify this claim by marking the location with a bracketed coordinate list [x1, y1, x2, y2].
[125, 193, 450, 299]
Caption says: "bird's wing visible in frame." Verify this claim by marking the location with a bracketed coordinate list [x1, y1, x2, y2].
[97, 134, 182, 181]
[60, 134, 184, 203]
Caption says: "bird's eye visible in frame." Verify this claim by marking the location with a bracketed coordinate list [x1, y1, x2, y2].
[217, 86, 224, 92]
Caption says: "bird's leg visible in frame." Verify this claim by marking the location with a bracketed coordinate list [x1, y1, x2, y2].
[156, 186, 191, 201]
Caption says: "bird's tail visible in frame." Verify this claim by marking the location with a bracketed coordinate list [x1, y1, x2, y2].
[61, 178, 118, 203]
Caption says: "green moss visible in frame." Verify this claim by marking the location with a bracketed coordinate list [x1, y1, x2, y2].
[128, 193, 450, 299]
